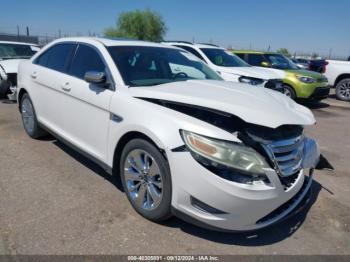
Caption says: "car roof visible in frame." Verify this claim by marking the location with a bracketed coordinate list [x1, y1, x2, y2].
[0, 41, 38, 46]
[233, 50, 276, 55]
[52, 37, 176, 48]
[163, 41, 224, 50]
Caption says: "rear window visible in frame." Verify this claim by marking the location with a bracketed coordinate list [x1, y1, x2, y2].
[35, 43, 76, 73]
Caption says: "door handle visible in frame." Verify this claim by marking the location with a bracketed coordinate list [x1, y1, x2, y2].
[61, 82, 71, 92]
[31, 72, 37, 79]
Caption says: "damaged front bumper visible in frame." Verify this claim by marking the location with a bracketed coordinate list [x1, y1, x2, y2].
[169, 136, 320, 232]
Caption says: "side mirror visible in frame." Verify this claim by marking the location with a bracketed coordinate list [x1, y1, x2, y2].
[84, 71, 107, 84]
[261, 61, 271, 67]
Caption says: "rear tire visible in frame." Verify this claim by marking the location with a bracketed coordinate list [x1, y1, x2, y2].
[20, 93, 47, 139]
[335, 78, 350, 101]
[120, 138, 172, 222]
[283, 84, 296, 100]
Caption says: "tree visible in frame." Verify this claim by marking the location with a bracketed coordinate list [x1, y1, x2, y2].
[276, 48, 291, 57]
[104, 9, 167, 42]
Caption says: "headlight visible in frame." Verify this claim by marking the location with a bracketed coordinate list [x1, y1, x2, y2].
[181, 130, 269, 176]
[238, 76, 264, 86]
[296, 74, 315, 83]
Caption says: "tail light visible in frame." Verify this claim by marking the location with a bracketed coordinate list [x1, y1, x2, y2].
[321, 61, 329, 74]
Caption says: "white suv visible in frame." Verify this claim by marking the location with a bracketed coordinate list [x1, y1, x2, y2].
[17, 38, 320, 231]
[163, 41, 286, 91]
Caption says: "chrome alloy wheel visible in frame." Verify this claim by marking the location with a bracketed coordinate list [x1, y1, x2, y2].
[21, 97, 35, 134]
[123, 149, 163, 211]
[338, 81, 350, 99]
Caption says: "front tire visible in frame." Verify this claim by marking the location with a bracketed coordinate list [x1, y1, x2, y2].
[120, 138, 172, 222]
[283, 84, 296, 100]
[335, 78, 350, 101]
[20, 93, 47, 139]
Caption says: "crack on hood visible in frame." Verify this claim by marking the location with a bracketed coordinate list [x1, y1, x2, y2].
[137, 97, 246, 133]
[137, 97, 304, 139]
[129, 80, 315, 128]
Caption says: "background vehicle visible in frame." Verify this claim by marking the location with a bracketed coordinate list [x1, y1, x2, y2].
[0, 41, 39, 100]
[17, 37, 320, 231]
[308, 59, 328, 74]
[234, 50, 330, 100]
[291, 57, 328, 74]
[163, 42, 286, 92]
[291, 58, 309, 69]
[323, 60, 350, 101]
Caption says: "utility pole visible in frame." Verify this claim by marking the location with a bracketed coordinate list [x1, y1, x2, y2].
[26, 26, 29, 36]
[17, 25, 20, 39]
[328, 48, 332, 59]
[58, 29, 61, 38]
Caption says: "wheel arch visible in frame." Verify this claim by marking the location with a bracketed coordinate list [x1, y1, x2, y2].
[17, 88, 28, 111]
[112, 131, 168, 178]
[334, 74, 350, 87]
[282, 83, 297, 98]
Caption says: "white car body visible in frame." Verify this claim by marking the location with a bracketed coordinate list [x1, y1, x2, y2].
[324, 60, 350, 101]
[17, 38, 320, 231]
[324, 60, 350, 86]
[162, 42, 286, 88]
[0, 41, 39, 100]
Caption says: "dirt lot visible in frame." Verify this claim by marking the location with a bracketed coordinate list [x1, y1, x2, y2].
[0, 91, 349, 255]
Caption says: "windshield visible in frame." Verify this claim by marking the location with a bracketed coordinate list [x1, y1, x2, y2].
[108, 46, 222, 87]
[265, 54, 299, 70]
[200, 48, 249, 67]
[0, 43, 37, 60]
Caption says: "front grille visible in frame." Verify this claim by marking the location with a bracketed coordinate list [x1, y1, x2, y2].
[310, 86, 330, 98]
[244, 125, 304, 187]
[262, 135, 305, 177]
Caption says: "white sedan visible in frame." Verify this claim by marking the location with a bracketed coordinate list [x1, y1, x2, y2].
[0, 41, 40, 100]
[17, 37, 320, 231]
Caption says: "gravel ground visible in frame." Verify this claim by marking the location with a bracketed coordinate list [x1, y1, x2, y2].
[0, 91, 349, 255]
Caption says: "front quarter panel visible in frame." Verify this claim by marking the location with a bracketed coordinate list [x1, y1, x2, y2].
[106, 89, 241, 167]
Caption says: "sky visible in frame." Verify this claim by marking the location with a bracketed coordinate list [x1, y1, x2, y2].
[1, 0, 349, 58]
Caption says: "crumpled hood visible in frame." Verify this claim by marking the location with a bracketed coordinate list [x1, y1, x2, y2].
[218, 66, 286, 80]
[130, 80, 315, 129]
[0, 59, 25, 74]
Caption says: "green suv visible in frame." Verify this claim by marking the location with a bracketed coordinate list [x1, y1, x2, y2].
[233, 51, 330, 100]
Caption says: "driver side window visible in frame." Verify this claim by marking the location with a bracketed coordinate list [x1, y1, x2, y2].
[68, 44, 106, 80]
[247, 54, 266, 66]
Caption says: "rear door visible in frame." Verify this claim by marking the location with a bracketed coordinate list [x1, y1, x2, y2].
[59, 43, 114, 162]
[29, 43, 76, 132]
